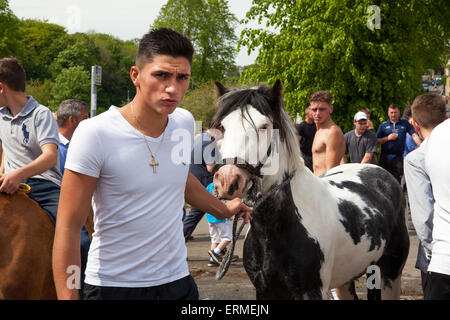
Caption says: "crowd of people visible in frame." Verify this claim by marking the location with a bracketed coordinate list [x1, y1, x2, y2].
[0, 28, 252, 301]
[295, 90, 449, 299]
[1, 26, 449, 300]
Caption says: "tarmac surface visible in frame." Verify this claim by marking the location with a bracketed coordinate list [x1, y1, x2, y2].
[186, 203, 423, 300]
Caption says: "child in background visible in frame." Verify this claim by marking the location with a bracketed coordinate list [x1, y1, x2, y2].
[206, 182, 233, 267]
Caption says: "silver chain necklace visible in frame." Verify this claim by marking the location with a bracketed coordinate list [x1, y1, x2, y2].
[130, 102, 166, 173]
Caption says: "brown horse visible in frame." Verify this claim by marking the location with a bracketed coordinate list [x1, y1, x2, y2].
[0, 192, 56, 299]
[0, 192, 94, 300]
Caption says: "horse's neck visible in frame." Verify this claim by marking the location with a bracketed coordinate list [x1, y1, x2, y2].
[291, 168, 328, 208]
[261, 145, 329, 215]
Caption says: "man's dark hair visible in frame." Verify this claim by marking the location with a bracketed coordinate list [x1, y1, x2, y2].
[403, 104, 412, 118]
[136, 28, 194, 68]
[358, 106, 371, 115]
[56, 99, 89, 127]
[0, 57, 26, 92]
[309, 90, 332, 105]
[411, 94, 446, 130]
[388, 104, 399, 111]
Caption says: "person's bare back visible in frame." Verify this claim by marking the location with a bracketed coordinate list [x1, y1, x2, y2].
[308, 91, 345, 177]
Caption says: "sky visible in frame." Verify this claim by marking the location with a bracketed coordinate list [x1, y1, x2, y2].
[9, 0, 259, 66]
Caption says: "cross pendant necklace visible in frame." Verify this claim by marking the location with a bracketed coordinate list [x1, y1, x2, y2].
[149, 155, 159, 173]
[131, 102, 166, 174]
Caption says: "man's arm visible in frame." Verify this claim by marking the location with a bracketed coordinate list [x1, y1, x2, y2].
[325, 127, 346, 171]
[0, 143, 58, 194]
[361, 152, 375, 164]
[363, 132, 378, 164]
[53, 169, 97, 300]
[0, 145, 4, 174]
[404, 155, 433, 260]
[341, 134, 349, 164]
[411, 133, 422, 147]
[206, 164, 215, 173]
[295, 124, 303, 142]
[377, 134, 397, 146]
[185, 172, 252, 223]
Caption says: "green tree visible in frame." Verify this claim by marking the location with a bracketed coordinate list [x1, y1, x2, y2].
[25, 78, 53, 106]
[240, 0, 450, 132]
[48, 66, 90, 110]
[152, 0, 238, 84]
[49, 33, 101, 75]
[0, 0, 21, 58]
[181, 82, 218, 129]
[15, 19, 69, 80]
[3, 2, 139, 115]
[87, 33, 137, 111]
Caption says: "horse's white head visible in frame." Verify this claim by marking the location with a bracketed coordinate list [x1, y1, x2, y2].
[212, 80, 302, 201]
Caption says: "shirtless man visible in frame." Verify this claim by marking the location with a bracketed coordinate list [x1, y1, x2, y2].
[310, 91, 352, 300]
[310, 90, 345, 176]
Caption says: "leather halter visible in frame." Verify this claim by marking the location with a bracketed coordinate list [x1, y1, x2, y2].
[212, 143, 272, 178]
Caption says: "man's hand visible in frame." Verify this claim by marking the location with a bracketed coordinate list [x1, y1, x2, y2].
[387, 133, 398, 141]
[0, 143, 58, 195]
[225, 198, 253, 224]
[0, 171, 23, 194]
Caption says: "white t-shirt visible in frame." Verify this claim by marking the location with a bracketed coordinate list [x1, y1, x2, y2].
[424, 119, 450, 275]
[65, 106, 195, 287]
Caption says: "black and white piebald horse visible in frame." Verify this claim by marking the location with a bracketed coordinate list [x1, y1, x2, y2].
[211, 80, 410, 300]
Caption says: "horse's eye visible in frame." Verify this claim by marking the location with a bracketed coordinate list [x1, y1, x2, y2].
[259, 124, 269, 131]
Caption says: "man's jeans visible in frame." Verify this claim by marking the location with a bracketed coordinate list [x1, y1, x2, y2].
[183, 206, 205, 242]
[24, 178, 91, 285]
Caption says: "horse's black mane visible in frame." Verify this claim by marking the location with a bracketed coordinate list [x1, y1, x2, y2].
[211, 85, 288, 143]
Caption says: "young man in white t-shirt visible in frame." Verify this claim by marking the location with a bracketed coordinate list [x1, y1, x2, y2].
[403, 94, 447, 294]
[52, 28, 252, 300]
[424, 117, 450, 299]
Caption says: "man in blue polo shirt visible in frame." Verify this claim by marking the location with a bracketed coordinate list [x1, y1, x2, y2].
[56, 99, 89, 175]
[377, 104, 421, 183]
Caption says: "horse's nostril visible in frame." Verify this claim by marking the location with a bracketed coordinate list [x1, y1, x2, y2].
[228, 177, 240, 196]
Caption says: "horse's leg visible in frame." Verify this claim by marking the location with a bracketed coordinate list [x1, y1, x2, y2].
[243, 230, 265, 299]
[334, 281, 359, 300]
[381, 274, 402, 300]
[377, 202, 410, 300]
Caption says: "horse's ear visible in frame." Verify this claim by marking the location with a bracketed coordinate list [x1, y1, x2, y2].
[270, 79, 283, 108]
[215, 81, 229, 97]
